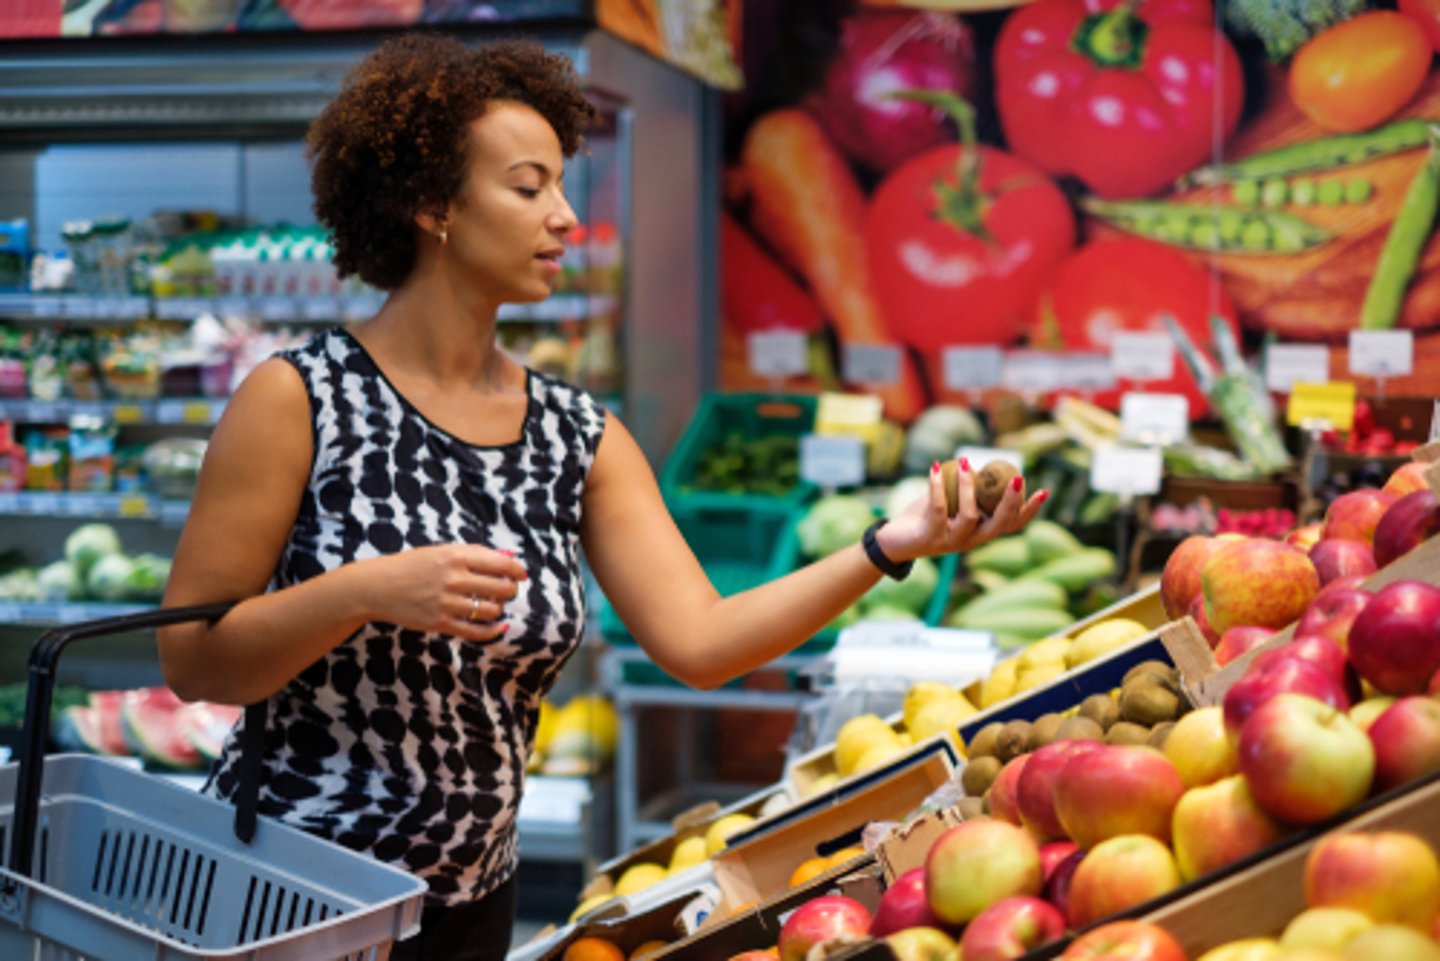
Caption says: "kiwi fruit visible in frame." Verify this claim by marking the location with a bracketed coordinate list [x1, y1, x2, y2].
[967, 721, 1005, 759]
[961, 755, 1003, 797]
[1105, 721, 1152, 746]
[1123, 661, 1178, 690]
[994, 720, 1032, 763]
[956, 795, 987, 820]
[941, 460, 960, 518]
[1027, 713, 1067, 751]
[1120, 681, 1182, 726]
[1055, 716, 1105, 742]
[1078, 693, 1121, 732]
[976, 460, 1021, 516]
[1148, 722, 1176, 750]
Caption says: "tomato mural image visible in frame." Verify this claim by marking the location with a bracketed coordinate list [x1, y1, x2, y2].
[721, 1, 1440, 413]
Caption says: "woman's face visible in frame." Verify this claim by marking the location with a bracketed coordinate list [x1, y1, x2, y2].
[443, 99, 578, 304]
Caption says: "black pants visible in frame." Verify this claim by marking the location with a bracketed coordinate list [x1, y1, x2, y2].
[389, 877, 517, 961]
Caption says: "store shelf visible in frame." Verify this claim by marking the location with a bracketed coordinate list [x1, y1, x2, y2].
[0, 600, 149, 625]
[0, 397, 226, 426]
[0, 292, 619, 325]
[0, 491, 189, 524]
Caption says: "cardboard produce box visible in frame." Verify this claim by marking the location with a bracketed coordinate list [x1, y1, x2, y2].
[507, 881, 721, 961]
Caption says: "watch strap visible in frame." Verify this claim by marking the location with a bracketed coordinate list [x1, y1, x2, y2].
[863, 519, 914, 581]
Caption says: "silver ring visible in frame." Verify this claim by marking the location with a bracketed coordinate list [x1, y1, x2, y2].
[466, 594, 481, 622]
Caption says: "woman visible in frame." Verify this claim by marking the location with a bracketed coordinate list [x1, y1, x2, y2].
[157, 33, 1045, 960]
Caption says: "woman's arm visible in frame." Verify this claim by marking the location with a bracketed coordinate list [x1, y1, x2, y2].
[581, 414, 1043, 690]
[158, 358, 525, 705]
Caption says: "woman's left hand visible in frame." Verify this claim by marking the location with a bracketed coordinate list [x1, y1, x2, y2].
[878, 458, 1047, 563]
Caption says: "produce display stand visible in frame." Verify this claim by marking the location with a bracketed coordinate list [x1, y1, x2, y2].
[0, 605, 427, 960]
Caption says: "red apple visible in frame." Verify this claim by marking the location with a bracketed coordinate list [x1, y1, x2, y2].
[1060, 920, 1187, 960]
[1250, 635, 1358, 702]
[1305, 831, 1440, 931]
[1368, 697, 1440, 793]
[1214, 626, 1278, 666]
[778, 894, 872, 961]
[926, 819, 1043, 926]
[1162, 535, 1230, 619]
[1040, 841, 1080, 881]
[1223, 656, 1351, 743]
[1374, 490, 1440, 569]
[1350, 696, 1397, 734]
[1296, 588, 1372, 652]
[887, 926, 959, 961]
[870, 867, 945, 937]
[960, 896, 1066, 961]
[1191, 594, 1220, 648]
[1202, 539, 1320, 635]
[1237, 693, 1375, 825]
[1314, 574, 1368, 602]
[1018, 740, 1103, 842]
[1322, 489, 1398, 546]
[1170, 774, 1288, 882]
[1286, 522, 1325, 553]
[1066, 834, 1182, 929]
[1383, 461, 1432, 498]
[1054, 745, 1186, 848]
[1347, 580, 1440, 696]
[1308, 539, 1377, 586]
[1163, 705, 1239, 788]
[987, 755, 1029, 827]
[1044, 848, 1085, 920]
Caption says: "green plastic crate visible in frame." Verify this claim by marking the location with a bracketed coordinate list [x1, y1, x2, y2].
[597, 500, 797, 651]
[772, 506, 961, 655]
[659, 392, 819, 513]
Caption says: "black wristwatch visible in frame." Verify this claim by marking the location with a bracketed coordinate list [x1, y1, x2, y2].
[863, 519, 914, 581]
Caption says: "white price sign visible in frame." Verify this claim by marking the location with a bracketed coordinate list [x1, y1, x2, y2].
[1266, 343, 1331, 393]
[956, 446, 1025, 472]
[1090, 444, 1164, 496]
[1348, 330, 1414, 377]
[941, 347, 1004, 391]
[799, 433, 867, 489]
[1002, 351, 1063, 392]
[747, 330, 809, 378]
[1120, 392, 1189, 446]
[842, 343, 903, 385]
[1111, 333, 1176, 381]
[1058, 352, 1117, 391]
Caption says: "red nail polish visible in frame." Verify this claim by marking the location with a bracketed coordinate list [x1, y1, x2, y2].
[1037, 489, 1050, 503]
[960, 458, 971, 473]
[931, 461, 940, 474]
[1011, 475, 1023, 492]
[498, 623, 510, 633]
[500, 549, 515, 558]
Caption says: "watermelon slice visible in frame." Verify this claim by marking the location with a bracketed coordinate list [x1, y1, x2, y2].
[87, 690, 133, 756]
[52, 705, 112, 754]
[175, 702, 241, 761]
[120, 687, 203, 770]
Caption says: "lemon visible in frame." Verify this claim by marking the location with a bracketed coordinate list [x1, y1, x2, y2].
[1065, 618, 1150, 668]
[980, 657, 1021, 708]
[554, 694, 619, 755]
[569, 893, 614, 923]
[835, 714, 901, 776]
[1018, 636, 1072, 669]
[613, 862, 667, 897]
[704, 813, 756, 857]
[852, 740, 906, 774]
[902, 681, 962, 734]
[802, 772, 840, 798]
[908, 696, 973, 750]
[668, 835, 707, 873]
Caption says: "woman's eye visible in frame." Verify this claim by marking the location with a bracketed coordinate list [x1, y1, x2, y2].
[515, 187, 540, 198]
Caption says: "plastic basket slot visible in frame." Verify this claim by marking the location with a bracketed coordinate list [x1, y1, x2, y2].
[86, 828, 217, 944]
[240, 874, 340, 944]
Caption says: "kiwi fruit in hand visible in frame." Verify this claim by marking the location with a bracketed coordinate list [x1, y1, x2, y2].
[976, 461, 1020, 516]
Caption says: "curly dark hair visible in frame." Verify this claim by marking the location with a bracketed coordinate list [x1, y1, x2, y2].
[307, 34, 596, 290]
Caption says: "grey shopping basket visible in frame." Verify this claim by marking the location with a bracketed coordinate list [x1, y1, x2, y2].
[0, 603, 427, 960]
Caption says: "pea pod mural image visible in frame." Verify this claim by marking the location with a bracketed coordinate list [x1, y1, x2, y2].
[720, 1, 1440, 408]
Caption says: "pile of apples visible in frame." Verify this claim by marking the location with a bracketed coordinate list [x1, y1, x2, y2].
[1063, 828, 1440, 960]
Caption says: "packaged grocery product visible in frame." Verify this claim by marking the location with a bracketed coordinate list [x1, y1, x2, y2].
[0, 423, 25, 492]
[0, 219, 28, 292]
[66, 416, 116, 493]
[23, 427, 68, 491]
[141, 437, 207, 500]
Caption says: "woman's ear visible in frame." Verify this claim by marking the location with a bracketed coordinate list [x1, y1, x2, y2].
[414, 209, 447, 243]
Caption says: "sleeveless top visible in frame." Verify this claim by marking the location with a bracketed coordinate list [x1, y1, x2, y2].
[202, 325, 607, 905]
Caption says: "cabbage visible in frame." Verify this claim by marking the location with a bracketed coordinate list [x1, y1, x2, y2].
[859, 556, 940, 615]
[37, 560, 80, 600]
[85, 553, 136, 602]
[125, 553, 171, 600]
[796, 495, 876, 559]
[884, 476, 932, 521]
[64, 523, 122, 577]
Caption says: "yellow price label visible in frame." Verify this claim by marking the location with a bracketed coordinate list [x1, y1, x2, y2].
[118, 495, 149, 518]
[183, 402, 212, 424]
[815, 392, 884, 441]
[112, 404, 143, 425]
[1286, 381, 1356, 432]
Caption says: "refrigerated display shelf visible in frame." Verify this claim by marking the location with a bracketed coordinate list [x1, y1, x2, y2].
[0, 600, 149, 625]
[0, 397, 226, 426]
[0, 491, 189, 524]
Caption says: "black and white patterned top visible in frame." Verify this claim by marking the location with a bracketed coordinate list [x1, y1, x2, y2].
[203, 325, 606, 905]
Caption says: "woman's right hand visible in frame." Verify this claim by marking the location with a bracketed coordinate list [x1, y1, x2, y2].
[364, 544, 528, 641]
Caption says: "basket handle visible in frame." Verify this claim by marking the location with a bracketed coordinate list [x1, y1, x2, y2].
[10, 601, 242, 879]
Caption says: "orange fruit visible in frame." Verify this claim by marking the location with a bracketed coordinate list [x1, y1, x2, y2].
[788, 855, 832, 888]
[826, 846, 865, 869]
[564, 936, 625, 961]
[629, 940, 668, 960]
